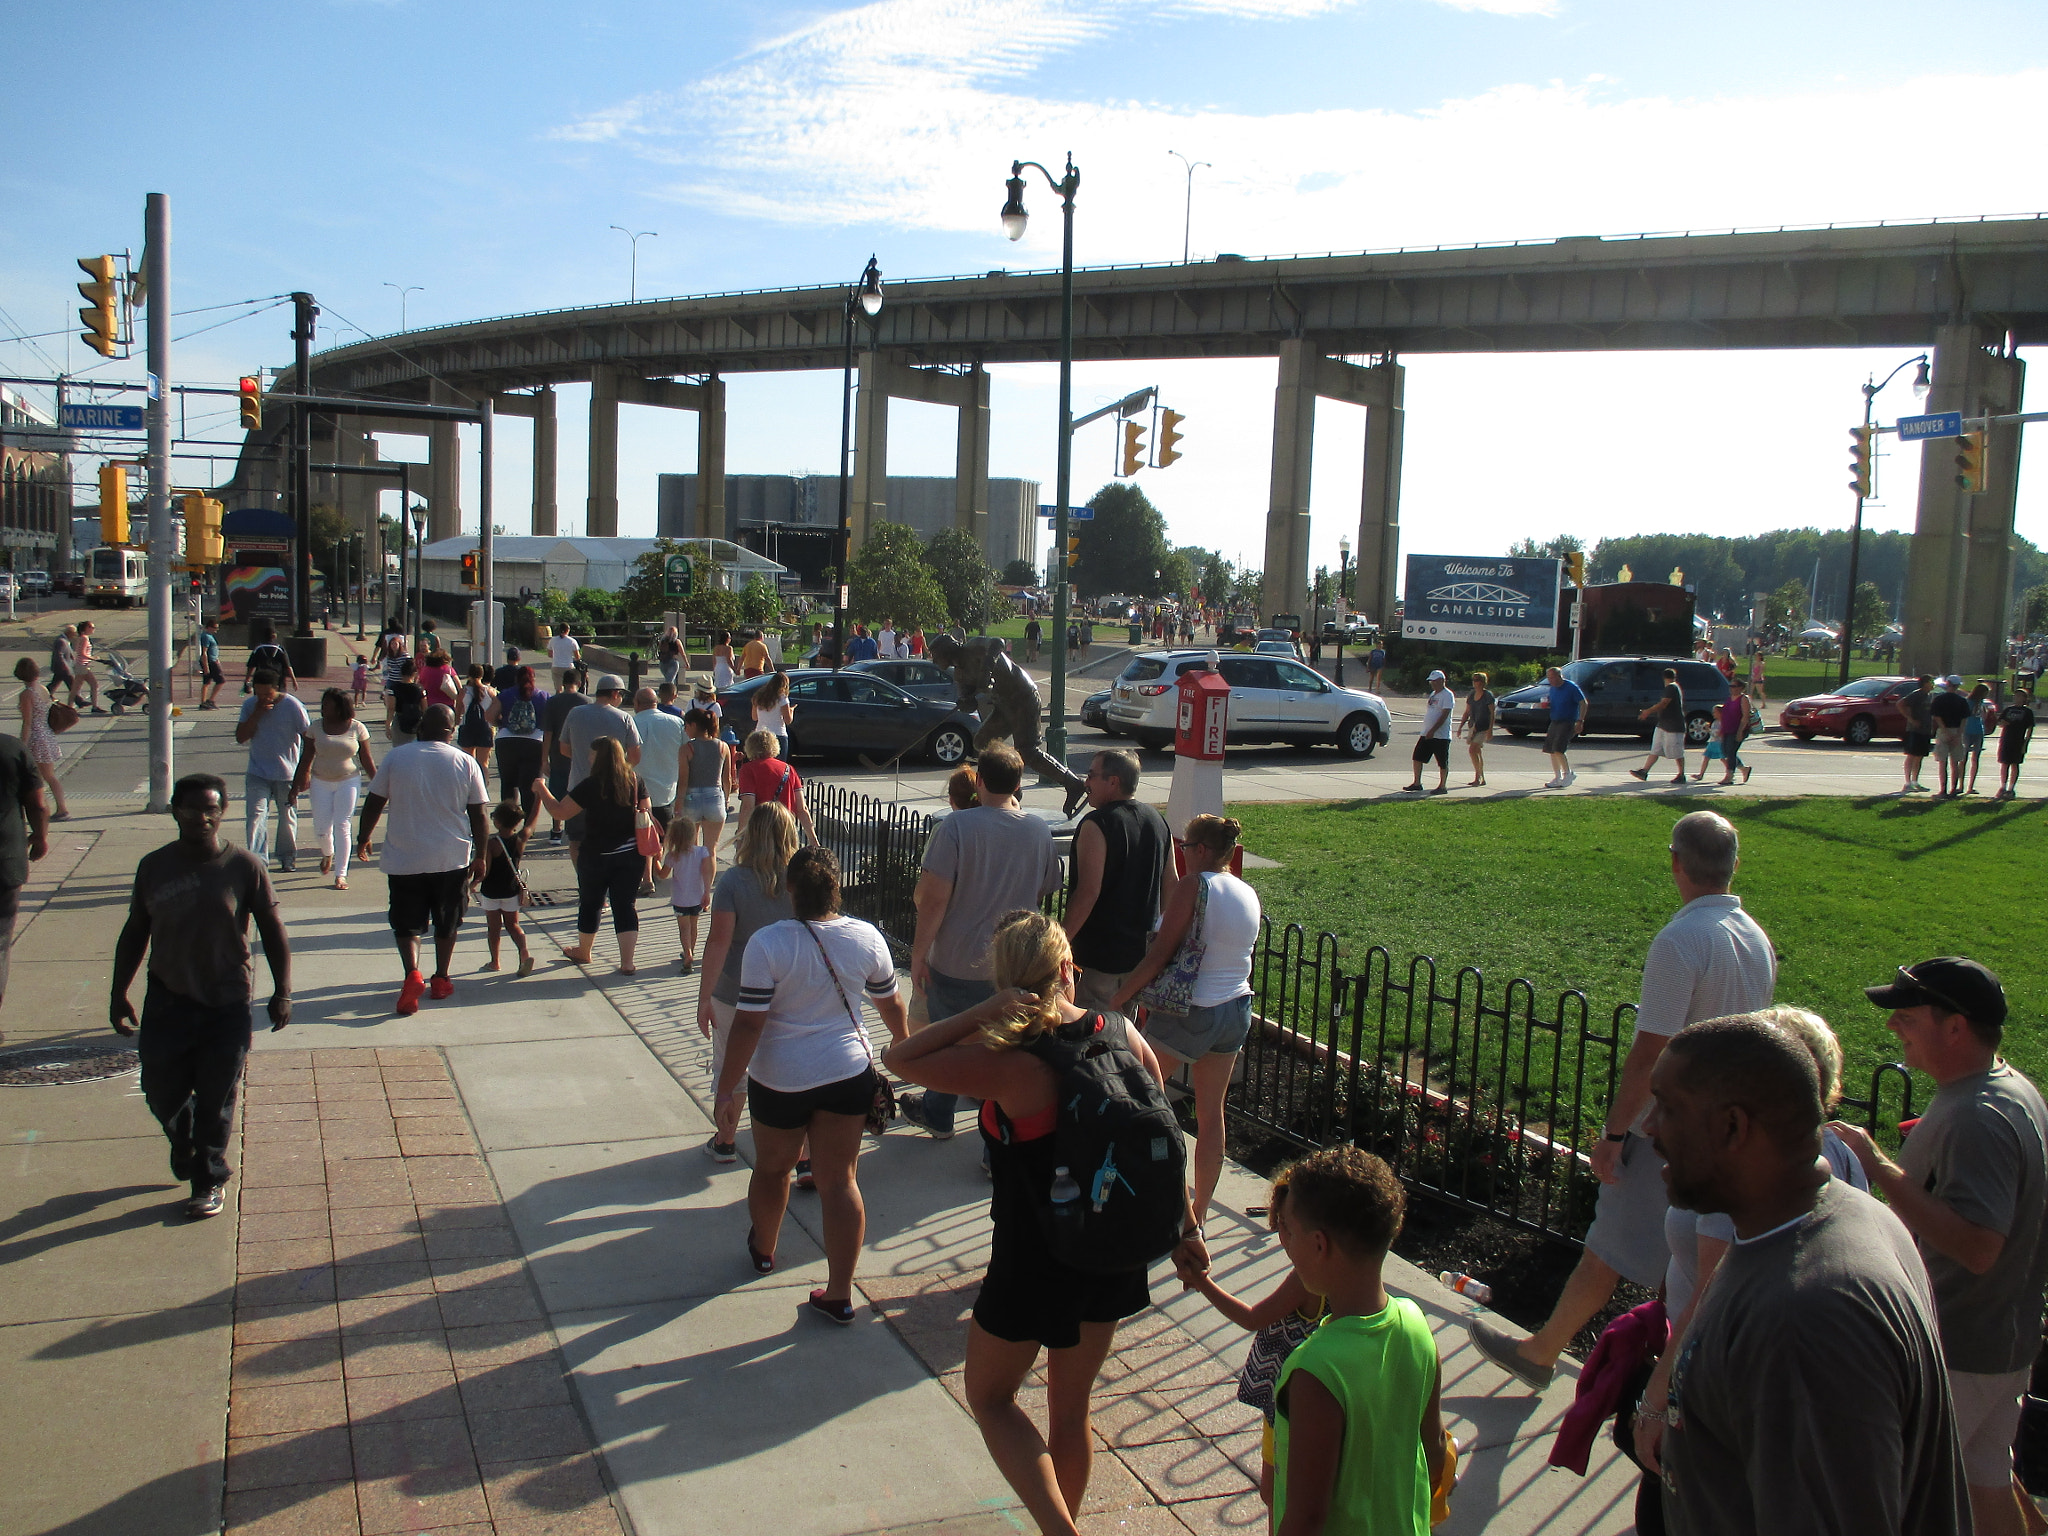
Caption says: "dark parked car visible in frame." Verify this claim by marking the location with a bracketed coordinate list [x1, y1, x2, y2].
[1497, 657, 1729, 744]
[846, 657, 958, 704]
[57, 571, 85, 598]
[1081, 688, 1112, 731]
[1777, 675, 1914, 744]
[718, 669, 977, 766]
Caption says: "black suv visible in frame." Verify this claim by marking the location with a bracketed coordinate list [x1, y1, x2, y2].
[1497, 657, 1729, 744]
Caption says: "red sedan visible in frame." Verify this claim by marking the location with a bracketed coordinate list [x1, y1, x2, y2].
[1777, 676, 1914, 745]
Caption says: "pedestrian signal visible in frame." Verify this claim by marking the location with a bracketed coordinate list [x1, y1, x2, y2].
[460, 551, 480, 589]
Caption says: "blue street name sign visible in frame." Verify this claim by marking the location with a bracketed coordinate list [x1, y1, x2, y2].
[1897, 412, 1964, 441]
[1039, 503, 1094, 520]
[1038, 503, 1056, 518]
[60, 403, 144, 431]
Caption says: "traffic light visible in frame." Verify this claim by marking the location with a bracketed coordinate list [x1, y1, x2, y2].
[460, 550, 480, 589]
[1155, 409, 1185, 467]
[77, 255, 119, 358]
[1954, 431, 1987, 493]
[1848, 425, 1875, 497]
[182, 493, 223, 566]
[1120, 419, 1147, 477]
[1564, 551, 1587, 587]
[1066, 533, 1081, 568]
[99, 464, 128, 546]
[239, 376, 263, 431]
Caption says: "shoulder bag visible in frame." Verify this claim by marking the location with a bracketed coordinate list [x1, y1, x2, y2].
[634, 801, 662, 858]
[47, 697, 81, 734]
[1135, 873, 1211, 1016]
[800, 921, 896, 1135]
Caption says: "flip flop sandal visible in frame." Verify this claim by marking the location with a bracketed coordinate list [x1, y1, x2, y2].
[746, 1228, 775, 1274]
[806, 1290, 856, 1326]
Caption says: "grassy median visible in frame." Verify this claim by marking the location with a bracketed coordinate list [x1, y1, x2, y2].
[1231, 794, 2047, 1091]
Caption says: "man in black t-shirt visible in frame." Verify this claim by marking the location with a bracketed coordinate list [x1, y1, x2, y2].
[1062, 749, 1170, 1010]
[1630, 668, 1689, 784]
[539, 674, 583, 843]
[1901, 673, 1936, 793]
[0, 733, 49, 1034]
[110, 775, 293, 1219]
[1996, 690, 2034, 800]
[1928, 675, 1973, 798]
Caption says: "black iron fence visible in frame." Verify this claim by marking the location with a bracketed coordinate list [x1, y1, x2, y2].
[813, 783, 1918, 1246]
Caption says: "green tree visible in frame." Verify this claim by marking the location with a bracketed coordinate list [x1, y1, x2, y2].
[739, 571, 782, 627]
[308, 505, 355, 585]
[924, 526, 1003, 630]
[567, 587, 615, 626]
[1158, 549, 1192, 602]
[1228, 566, 1264, 614]
[2021, 583, 2048, 636]
[1000, 557, 1037, 586]
[1849, 581, 1888, 646]
[1196, 550, 1232, 608]
[1764, 579, 1809, 631]
[1507, 533, 1584, 559]
[616, 538, 694, 623]
[848, 522, 948, 629]
[1074, 482, 1172, 599]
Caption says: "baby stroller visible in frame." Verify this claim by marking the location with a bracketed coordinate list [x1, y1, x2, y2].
[101, 650, 150, 714]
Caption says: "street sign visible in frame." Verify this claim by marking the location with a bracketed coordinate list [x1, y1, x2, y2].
[1039, 503, 1094, 521]
[1038, 503, 1056, 518]
[663, 552, 693, 598]
[60, 403, 144, 431]
[1897, 412, 1964, 441]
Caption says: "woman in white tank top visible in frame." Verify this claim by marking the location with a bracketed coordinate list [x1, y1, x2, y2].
[1109, 814, 1262, 1228]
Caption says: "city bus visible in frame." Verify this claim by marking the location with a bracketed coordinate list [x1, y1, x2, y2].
[87, 546, 150, 608]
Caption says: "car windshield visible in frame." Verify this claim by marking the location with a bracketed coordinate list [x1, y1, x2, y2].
[1559, 661, 1605, 684]
[1834, 677, 1899, 698]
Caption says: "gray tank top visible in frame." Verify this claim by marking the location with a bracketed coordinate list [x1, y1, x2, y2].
[686, 736, 725, 790]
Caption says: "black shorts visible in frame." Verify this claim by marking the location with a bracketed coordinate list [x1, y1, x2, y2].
[1412, 737, 1449, 766]
[387, 869, 467, 938]
[1903, 730, 1933, 757]
[1543, 721, 1577, 753]
[746, 1065, 877, 1130]
[671, 903, 702, 917]
[203, 659, 224, 685]
[1999, 740, 2029, 767]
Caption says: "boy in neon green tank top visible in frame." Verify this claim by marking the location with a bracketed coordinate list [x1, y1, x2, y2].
[1273, 1146, 1446, 1536]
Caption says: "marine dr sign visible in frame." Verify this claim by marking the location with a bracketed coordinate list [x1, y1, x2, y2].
[1401, 555, 1561, 648]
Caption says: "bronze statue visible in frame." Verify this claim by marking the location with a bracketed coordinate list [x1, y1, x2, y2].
[928, 633, 1088, 818]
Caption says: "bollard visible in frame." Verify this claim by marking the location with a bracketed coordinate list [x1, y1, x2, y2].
[628, 652, 643, 695]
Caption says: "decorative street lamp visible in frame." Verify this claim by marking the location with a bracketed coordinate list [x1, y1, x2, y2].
[1002, 153, 1081, 762]
[832, 256, 884, 669]
[409, 500, 429, 648]
[1841, 353, 1930, 689]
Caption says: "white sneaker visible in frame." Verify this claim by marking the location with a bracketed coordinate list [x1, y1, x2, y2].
[1542, 777, 1562, 789]
[1562, 771, 1577, 787]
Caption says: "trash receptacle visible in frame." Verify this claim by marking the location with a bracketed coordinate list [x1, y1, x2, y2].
[1127, 623, 1143, 645]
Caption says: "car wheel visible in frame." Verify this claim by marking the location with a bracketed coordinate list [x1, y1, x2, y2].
[1684, 711, 1715, 746]
[1791, 730, 1817, 742]
[1506, 727, 1531, 738]
[926, 724, 970, 765]
[1336, 713, 1377, 758]
[1136, 732, 1174, 755]
[1844, 715, 1876, 746]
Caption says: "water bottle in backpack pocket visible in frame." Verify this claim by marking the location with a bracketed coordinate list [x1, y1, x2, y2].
[1024, 1010, 1188, 1275]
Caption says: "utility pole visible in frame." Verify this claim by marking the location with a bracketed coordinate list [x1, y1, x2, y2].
[289, 293, 321, 674]
[479, 396, 495, 661]
[143, 194, 174, 812]
[54, 378, 73, 574]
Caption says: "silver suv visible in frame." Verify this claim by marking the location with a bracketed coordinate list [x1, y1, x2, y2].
[1106, 650, 1391, 757]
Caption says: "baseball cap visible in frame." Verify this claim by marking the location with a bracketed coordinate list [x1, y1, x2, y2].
[1864, 957, 2007, 1027]
[1943, 674, 1963, 688]
[593, 672, 626, 695]
[1427, 669, 1447, 682]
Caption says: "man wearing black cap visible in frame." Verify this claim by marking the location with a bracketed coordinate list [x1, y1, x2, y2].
[1831, 958, 2048, 1536]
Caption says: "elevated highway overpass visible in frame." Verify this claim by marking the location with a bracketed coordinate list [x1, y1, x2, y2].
[237, 214, 2048, 676]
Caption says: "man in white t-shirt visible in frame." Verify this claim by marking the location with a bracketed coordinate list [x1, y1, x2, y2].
[1403, 668, 1457, 794]
[355, 705, 490, 1016]
[1469, 810, 1775, 1390]
[877, 623, 897, 660]
[547, 623, 582, 690]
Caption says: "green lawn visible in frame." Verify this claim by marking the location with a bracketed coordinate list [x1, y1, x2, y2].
[1231, 795, 2047, 1103]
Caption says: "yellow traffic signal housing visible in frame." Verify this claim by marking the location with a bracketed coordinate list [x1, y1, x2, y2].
[1120, 419, 1147, 477]
[1848, 425, 1875, 497]
[1066, 534, 1081, 568]
[1565, 551, 1587, 587]
[239, 376, 263, 431]
[1155, 409, 1185, 467]
[182, 492, 224, 565]
[78, 255, 120, 358]
[99, 464, 129, 545]
[460, 551, 480, 589]
[1954, 431, 1987, 493]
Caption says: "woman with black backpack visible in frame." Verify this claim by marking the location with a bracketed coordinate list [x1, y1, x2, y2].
[454, 663, 496, 773]
[884, 910, 1209, 1536]
[485, 665, 548, 830]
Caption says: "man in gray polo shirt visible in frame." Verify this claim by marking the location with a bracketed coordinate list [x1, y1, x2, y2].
[1470, 809, 1775, 1388]
[558, 673, 641, 864]
[900, 744, 1062, 1138]
[1830, 958, 2048, 1536]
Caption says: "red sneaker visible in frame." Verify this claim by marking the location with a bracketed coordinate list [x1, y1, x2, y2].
[396, 970, 427, 1016]
[428, 975, 454, 1001]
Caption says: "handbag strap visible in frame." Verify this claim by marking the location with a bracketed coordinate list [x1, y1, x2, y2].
[801, 920, 876, 1069]
[490, 833, 531, 900]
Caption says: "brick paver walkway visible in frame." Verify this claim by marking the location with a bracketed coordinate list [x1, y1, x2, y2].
[224, 1046, 626, 1536]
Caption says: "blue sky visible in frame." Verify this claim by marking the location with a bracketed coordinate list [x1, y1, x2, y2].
[4, 0, 2045, 610]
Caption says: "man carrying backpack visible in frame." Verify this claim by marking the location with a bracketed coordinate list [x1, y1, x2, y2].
[243, 625, 297, 696]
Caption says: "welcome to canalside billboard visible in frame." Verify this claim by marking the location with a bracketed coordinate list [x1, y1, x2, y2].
[1400, 554, 1561, 648]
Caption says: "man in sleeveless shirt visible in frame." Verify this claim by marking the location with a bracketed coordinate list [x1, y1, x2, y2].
[1062, 749, 1171, 1011]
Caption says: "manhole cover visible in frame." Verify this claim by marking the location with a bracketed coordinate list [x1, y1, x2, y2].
[0, 1042, 141, 1086]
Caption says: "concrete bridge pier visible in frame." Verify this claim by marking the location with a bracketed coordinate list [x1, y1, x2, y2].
[1261, 340, 1403, 623]
[488, 389, 559, 537]
[1904, 324, 2026, 678]
[585, 367, 726, 540]
[848, 356, 993, 559]
[427, 379, 464, 542]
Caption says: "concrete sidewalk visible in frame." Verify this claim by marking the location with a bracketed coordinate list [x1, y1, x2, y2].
[0, 751, 1639, 1536]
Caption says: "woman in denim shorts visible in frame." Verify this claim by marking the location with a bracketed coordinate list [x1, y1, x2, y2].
[1111, 814, 1263, 1230]
[681, 707, 733, 848]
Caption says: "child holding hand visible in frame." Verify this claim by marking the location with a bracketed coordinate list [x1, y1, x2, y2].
[658, 816, 713, 973]
[475, 802, 534, 977]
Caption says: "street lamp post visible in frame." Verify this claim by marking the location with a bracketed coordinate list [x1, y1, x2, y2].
[1335, 535, 1351, 685]
[609, 227, 657, 302]
[409, 501, 428, 649]
[383, 283, 423, 332]
[1841, 353, 1930, 690]
[1003, 153, 1081, 761]
[1167, 151, 1209, 265]
[832, 256, 884, 670]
